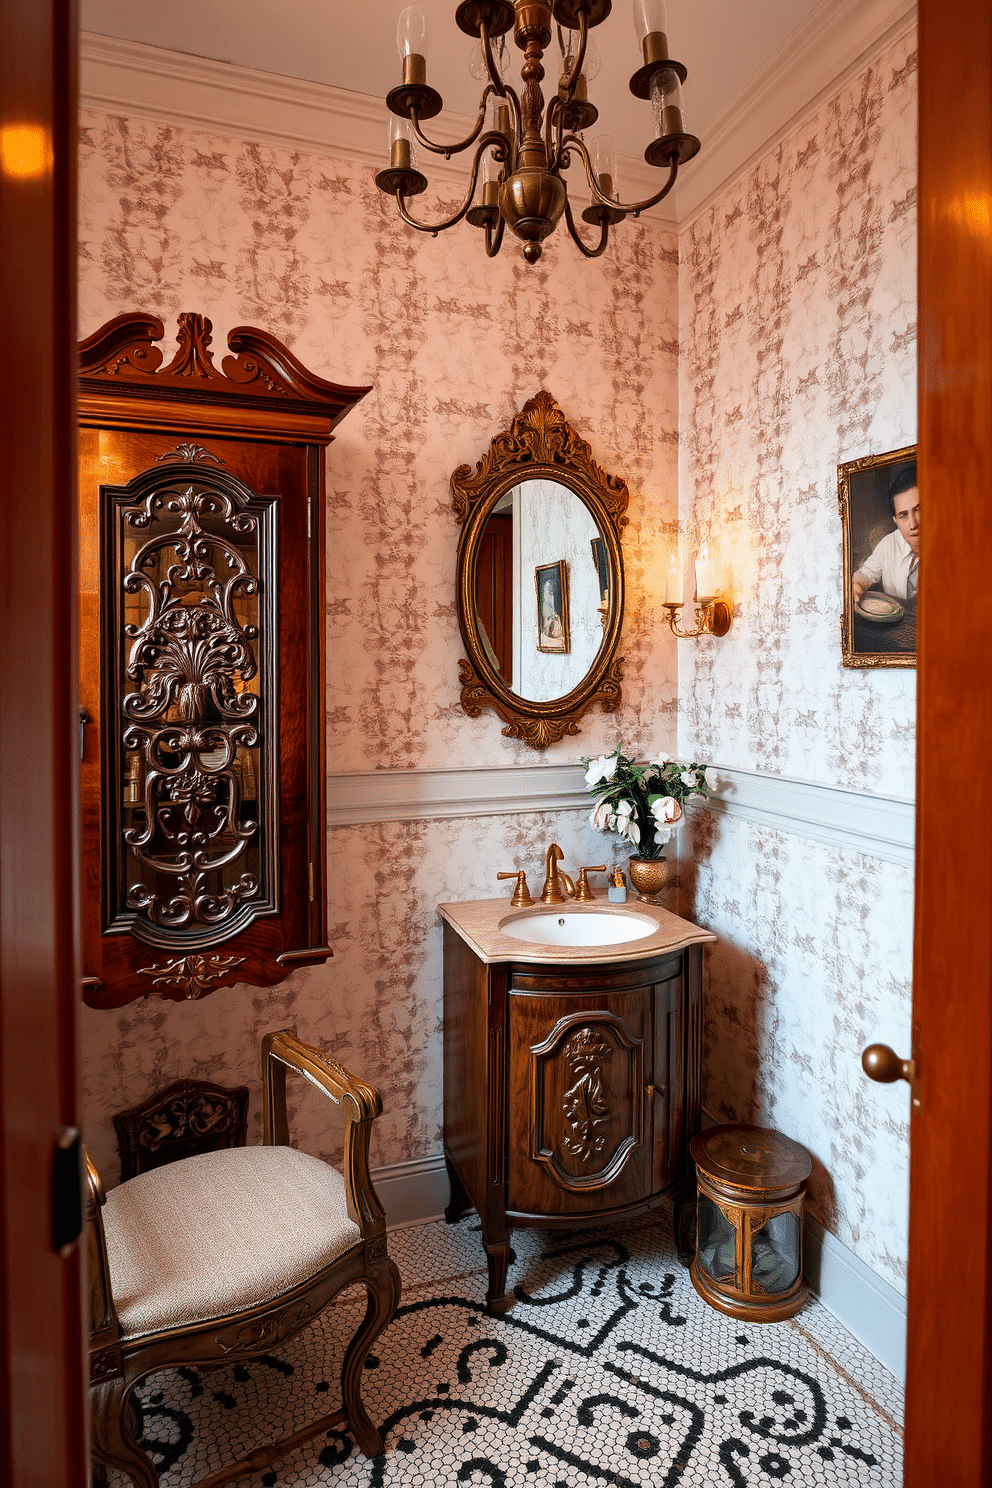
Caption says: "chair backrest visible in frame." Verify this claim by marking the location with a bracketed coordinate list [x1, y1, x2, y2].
[113, 1077, 250, 1182]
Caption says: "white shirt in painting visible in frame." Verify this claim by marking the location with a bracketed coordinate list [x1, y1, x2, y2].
[853, 527, 919, 602]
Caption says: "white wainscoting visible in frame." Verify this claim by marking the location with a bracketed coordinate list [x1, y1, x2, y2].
[327, 761, 915, 866]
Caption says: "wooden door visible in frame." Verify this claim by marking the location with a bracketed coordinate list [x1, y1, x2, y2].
[904, 2, 992, 1482]
[0, 1, 87, 1485]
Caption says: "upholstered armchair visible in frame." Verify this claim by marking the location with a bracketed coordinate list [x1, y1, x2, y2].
[87, 1030, 401, 1487]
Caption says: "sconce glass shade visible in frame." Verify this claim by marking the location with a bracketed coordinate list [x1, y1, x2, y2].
[469, 31, 507, 81]
[561, 28, 602, 81]
[397, 6, 429, 58]
[632, 0, 668, 45]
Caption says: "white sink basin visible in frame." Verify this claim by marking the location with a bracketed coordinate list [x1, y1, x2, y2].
[499, 908, 657, 947]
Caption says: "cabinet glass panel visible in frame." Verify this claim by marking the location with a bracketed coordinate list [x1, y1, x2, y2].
[750, 1211, 800, 1293]
[697, 1194, 736, 1281]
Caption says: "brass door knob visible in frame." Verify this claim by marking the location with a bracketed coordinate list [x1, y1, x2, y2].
[861, 1043, 915, 1085]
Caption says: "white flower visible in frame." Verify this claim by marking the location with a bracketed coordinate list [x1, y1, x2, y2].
[651, 795, 682, 825]
[680, 770, 697, 788]
[589, 800, 612, 830]
[655, 826, 673, 846]
[704, 767, 719, 792]
[625, 818, 641, 844]
[614, 799, 634, 819]
[584, 754, 617, 787]
[649, 755, 670, 768]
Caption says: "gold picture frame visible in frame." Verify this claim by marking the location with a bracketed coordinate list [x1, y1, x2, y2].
[838, 444, 918, 669]
[535, 559, 570, 653]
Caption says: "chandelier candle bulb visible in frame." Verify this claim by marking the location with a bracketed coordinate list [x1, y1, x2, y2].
[695, 542, 717, 603]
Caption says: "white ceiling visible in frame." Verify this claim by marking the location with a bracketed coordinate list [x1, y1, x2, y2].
[81, 0, 825, 161]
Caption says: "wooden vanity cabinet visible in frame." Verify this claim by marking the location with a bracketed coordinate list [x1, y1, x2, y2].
[442, 923, 703, 1312]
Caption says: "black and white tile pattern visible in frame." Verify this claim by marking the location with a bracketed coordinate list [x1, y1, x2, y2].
[116, 1211, 902, 1487]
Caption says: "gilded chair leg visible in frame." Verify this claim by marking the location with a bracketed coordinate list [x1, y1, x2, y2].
[90, 1378, 160, 1488]
[340, 1258, 402, 1457]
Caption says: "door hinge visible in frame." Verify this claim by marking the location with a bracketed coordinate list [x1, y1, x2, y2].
[53, 1125, 83, 1256]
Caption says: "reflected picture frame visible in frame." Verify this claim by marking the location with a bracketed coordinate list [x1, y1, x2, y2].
[838, 444, 918, 669]
[535, 559, 570, 654]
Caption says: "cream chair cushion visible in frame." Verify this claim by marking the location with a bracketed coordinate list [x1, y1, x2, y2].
[102, 1146, 361, 1340]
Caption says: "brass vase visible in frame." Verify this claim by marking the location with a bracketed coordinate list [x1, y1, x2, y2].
[627, 856, 669, 903]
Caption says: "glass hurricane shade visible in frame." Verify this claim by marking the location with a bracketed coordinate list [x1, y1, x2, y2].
[651, 67, 685, 139]
[397, 5, 429, 58]
[388, 114, 418, 169]
[591, 134, 618, 198]
[632, 0, 668, 45]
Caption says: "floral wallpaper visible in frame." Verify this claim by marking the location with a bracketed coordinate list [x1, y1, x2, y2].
[77, 27, 919, 1313]
[75, 111, 679, 1179]
[678, 29, 917, 1294]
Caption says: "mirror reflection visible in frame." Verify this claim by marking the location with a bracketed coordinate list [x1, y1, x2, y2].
[473, 478, 611, 703]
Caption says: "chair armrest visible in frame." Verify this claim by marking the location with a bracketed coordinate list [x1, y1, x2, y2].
[261, 1029, 386, 1237]
[85, 1153, 121, 1356]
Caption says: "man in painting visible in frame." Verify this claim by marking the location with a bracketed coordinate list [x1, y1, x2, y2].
[851, 462, 920, 608]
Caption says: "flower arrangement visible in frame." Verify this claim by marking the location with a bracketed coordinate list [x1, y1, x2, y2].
[580, 742, 717, 860]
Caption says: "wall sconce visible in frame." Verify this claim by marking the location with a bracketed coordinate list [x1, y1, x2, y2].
[661, 542, 732, 638]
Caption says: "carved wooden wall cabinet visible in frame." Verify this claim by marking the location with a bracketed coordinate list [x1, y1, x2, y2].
[78, 313, 369, 1008]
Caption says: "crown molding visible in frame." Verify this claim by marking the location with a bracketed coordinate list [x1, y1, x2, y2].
[674, 0, 917, 226]
[79, 32, 676, 221]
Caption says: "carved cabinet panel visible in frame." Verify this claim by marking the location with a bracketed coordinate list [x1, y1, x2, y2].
[442, 925, 703, 1312]
[78, 313, 369, 1007]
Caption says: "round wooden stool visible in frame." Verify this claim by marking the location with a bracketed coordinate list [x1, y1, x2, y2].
[689, 1123, 812, 1323]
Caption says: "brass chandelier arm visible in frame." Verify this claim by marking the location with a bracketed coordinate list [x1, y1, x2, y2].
[479, 19, 509, 98]
[562, 196, 610, 259]
[395, 133, 508, 234]
[408, 82, 508, 157]
[484, 214, 506, 257]
[562, 133, 680, 215]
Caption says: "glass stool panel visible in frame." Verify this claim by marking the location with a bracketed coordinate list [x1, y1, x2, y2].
[750, 1210, 800, 1293]
[697, 1194, 736, 1281]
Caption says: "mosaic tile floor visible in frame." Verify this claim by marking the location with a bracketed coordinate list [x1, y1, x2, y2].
[115, 1209, 903, 1488]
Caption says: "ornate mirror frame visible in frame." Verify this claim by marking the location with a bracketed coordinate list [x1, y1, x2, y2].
[452, 391, 628, 750]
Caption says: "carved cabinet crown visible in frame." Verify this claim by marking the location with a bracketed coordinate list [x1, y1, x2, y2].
[78, 313, 369, 1007]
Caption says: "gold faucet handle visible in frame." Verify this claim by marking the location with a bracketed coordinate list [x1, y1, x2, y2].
[497, 870, 534, 908]
[575, 865, 607, 901]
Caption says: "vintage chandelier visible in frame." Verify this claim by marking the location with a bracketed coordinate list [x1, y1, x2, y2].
[375, 0, 700, 263]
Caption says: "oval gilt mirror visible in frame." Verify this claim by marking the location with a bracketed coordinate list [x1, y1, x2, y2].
[452, 391, 628, 749]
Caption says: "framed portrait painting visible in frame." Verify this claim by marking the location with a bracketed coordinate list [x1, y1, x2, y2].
[535, 560, 570, 654]
[838, 444, 918, 668]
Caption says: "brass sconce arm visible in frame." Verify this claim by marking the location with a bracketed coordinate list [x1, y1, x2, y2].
[562, 196, 611, 259]
[562, 134, 679, 216]
[395, 131, 510, 235]
[662, 599, 732, 639]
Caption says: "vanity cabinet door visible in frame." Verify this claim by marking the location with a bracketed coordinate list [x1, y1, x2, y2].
[506, 982, 654, 1218]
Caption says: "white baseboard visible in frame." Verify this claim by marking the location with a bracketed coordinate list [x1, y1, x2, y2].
[803, 1214, 907, 1381]
[374, 1152, 450, 1231]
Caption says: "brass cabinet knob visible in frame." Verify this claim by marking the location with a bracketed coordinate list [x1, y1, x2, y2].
[861, 1043, 915, 1085]
[645, 1083, 656, 1098]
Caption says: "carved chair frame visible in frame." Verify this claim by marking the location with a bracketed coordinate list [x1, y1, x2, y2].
[87, 1030, 401, 1488]
[452, 391, 628, 750]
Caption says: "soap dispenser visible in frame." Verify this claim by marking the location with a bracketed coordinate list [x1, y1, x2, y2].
[608, 866, 627, 903]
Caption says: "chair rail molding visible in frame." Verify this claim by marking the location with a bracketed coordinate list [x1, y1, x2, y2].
[326, 762, 914, 865]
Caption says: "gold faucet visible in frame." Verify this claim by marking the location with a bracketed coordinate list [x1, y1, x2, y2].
[540, 842, 575, 904]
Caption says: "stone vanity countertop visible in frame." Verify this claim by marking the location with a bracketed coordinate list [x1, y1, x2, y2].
[437, 890, 716, 967]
